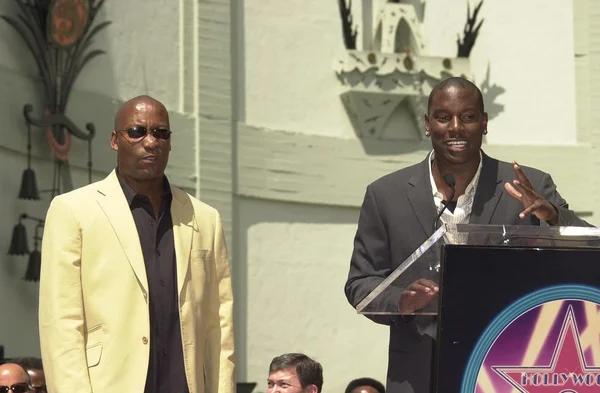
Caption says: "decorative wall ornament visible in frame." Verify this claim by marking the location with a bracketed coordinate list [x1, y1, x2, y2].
[338, 0, 357, 50]
[457, 0, 484, 58]
[3, 0, 110, 282]
[372, 3, 426, 55]
[335, 1, 484, 141]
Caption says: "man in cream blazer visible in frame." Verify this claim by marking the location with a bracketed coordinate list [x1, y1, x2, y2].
[39, 95, 235, 393]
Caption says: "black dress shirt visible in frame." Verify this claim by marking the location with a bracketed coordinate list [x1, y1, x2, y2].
[117, 171, 189, 393]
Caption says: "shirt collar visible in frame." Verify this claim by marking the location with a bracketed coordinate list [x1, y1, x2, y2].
[428, 150, 483, 199]
[116, 167, 172, 206]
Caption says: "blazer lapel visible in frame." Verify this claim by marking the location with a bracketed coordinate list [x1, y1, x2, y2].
[96, 170, 148, 293]
[170, 188, 194, 296]
[470, 152, 504, 224]
[407, 157, 438, 237]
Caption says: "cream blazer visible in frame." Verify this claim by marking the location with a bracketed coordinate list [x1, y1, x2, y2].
[39, 170, 235, 393]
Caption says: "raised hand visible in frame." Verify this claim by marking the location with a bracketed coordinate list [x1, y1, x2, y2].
[504, 161, 558, 225]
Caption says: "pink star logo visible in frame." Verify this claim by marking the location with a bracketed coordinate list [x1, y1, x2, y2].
[493, 306, 600, 393]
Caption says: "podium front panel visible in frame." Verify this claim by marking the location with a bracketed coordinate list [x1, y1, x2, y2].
[436, 246, 600, 393]
[357, 231, 445, 315]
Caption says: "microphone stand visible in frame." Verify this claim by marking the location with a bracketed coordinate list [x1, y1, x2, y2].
[430, 174, 456, 271]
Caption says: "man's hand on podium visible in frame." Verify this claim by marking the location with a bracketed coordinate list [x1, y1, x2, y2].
[504, 161, 559, 225]
[398, 278, 439, 313]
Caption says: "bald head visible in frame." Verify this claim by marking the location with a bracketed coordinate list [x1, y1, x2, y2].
[114, 95, 169, 130]
[427, 77, 484, 114]
[0, 363, 31, 386]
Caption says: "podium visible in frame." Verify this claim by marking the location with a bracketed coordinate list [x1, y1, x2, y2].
[357, 224, 600, 393]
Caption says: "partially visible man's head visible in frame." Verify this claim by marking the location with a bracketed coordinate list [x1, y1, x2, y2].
[345, 377, 385, 393]
[110, 95, 171, 183]
[0, 363, 31, 393]
[12, 358, 44, 393]
[427, 76, 484, 114]
[267, 353, 323, 393]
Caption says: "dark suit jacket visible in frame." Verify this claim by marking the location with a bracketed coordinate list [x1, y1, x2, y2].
[344, 152, 591, 393]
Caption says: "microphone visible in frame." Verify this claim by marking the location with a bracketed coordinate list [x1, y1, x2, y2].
[432, 174, 456, 234]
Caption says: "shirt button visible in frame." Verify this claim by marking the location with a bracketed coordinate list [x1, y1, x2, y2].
[150, 221, 154, 226]
[142, 336, 148, 345]
[160, 280, 166, 287]
[156, 249, 161, 256]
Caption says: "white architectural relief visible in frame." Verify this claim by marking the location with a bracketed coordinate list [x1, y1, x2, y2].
[373, 3, 426, 54]
[335, 1, 472, 140]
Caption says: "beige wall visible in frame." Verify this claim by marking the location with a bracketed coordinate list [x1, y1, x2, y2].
[426, 0, 577, 145]
[243, 0, 577, 145]
[238, 197, 388, 387]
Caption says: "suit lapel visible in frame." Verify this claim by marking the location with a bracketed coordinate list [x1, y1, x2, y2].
[470, 152, 504, 224]
[407, 157, 438, 237]
[96, 170, 148, 293]
[171, 188, 194, 296]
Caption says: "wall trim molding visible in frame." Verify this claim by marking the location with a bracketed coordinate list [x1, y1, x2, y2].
[237, 122, 594, 215]
[195, 0, 234, 245]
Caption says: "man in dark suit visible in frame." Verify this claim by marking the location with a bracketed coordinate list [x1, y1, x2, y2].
[344, 77, 591, 393]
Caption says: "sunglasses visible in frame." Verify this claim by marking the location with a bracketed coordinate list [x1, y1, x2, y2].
[0, 383, 31, 393]
[115, 126, 172, 141]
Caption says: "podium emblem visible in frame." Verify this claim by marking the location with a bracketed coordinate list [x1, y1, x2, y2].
[493, 305, 600, 393]
[462, 285, 600, 393]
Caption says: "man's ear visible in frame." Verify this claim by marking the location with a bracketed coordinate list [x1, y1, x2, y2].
[305, 384, 318, 393]
[424, 114, 431, 136]
[110, 132, 119, 151]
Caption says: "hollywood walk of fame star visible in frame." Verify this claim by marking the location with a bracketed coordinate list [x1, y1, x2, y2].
[493, 306, 600, 393]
